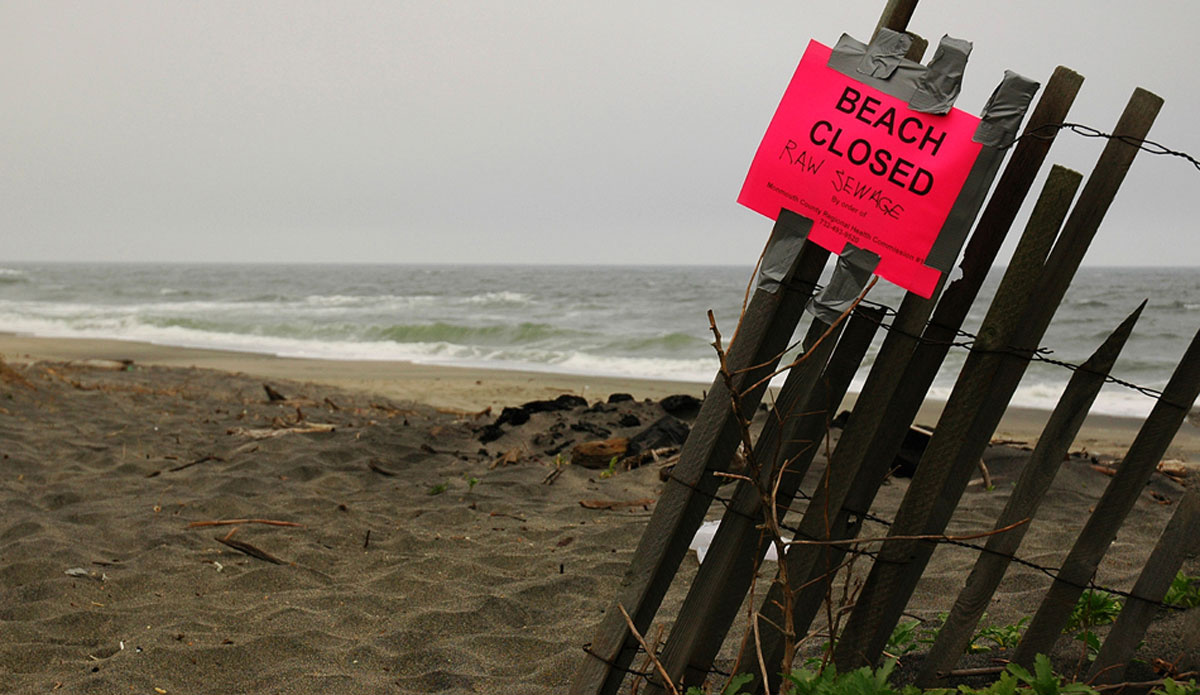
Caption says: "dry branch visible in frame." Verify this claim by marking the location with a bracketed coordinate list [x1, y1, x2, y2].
[189, 519, 302, 528]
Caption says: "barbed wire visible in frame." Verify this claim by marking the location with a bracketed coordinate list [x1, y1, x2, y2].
[1008, 122, 1200, 173]
[582, 457, 1187, 685]
[668, 467, 1182, 611]
[801, 288, 1182, 407]
[588, 122, 1200, 681]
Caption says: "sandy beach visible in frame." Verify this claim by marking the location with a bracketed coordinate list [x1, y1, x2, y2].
[2, 335, 1199, 693]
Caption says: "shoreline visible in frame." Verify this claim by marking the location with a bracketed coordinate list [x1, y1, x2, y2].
[2, 333, 1197, 460]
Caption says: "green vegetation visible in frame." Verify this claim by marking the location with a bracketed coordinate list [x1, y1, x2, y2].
[1064, 590, 1123, 633]
[887, 619, 924, 657]
[1165, 570, 1200, 609]
[785, 658, 907, 695]
[974, 616, 1029, 651]
[887, 613, 1028, 658]
[684, 655, 1199, 695]
[598, 455, 620, 479]
[1064, 589, 1123, 662]
[685, 673, 753, 695]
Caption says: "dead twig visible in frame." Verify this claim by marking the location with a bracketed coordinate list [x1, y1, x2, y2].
[367, 459, 397, 476]
[617, 603, 679, 695]
[227, 423, 336, 439]
[946, 666, 1006, 677]
[214, 536, 287, 565]
[168, 454, 225, 472]
[978, 459, 993, 489]
[579, 498, 655, 510]
[709, 307, 805, 677]
[736, 277, 877, 399]
[1094, 673, 1200, 692]
[630, 624, 667, 695]
[488, 511, 527, 522]
[188, 519, 302, 528]
[542, 466, 565, 486]
[783, 518, 1030, 548]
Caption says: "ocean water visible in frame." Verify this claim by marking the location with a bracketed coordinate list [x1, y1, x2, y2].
[0, 262, 1195, 417]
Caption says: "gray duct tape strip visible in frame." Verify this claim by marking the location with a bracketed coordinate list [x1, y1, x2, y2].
[828, 33, 926, 100]
[974, 70, 1040, 147]
[806, 244, 881, 323]
[908, 35, 972, 115]
[755, 211, 811, 294]
[923, 71, 1040, 272]
[828, 33, 1036, 281]
[856, 28, 912, 79]
[922, 146, 1006, 272]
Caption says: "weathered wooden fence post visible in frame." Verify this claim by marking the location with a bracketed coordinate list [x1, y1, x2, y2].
[570, 211, 828, 695]
[1013, 326, 1200, 665]
[648, 304, 886, 692]
[1090, 488, 1200, 683]
[574, 2, 931, 689]
[678, 58, 1085, 695]
[916, 301, 1146, 685]
[741, 73, 1081, 688]
[772, 159, 1077, 681]
[833, 87, 1164, 670]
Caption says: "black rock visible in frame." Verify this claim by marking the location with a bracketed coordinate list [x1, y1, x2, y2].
[607, 393, 635, 404]
[616, 413, 641, 428]
[520, 394, 588, 414]
[659, 394, 702, 417]
[477, 424, 505, 444]
[571, 421, 612, 438]
[492, 394, 588, 428]
[558, 394, 588, 409]
[496, 406, 530, 427]
[628, 415, 690, 456]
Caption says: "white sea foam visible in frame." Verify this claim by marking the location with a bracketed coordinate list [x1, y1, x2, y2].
[301, 294, 441, 309]
[921, 381, 1156, 419]
[0, 302, 1160, 414]
[1, 264, 1191, 419]
[461, 291, 531, 305]
[0, 309, 717, 383]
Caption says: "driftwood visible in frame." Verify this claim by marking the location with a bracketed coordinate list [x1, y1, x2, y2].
[227, 423, 336, 439]
[579, 499, 655, 510]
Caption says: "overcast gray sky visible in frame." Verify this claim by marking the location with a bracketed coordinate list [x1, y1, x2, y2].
[3, 1, 1198, 267]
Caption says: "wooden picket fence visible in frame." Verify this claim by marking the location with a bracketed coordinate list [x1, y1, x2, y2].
[570, 2, 1200, 694]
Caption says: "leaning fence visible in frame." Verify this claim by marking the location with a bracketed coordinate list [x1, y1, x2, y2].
[569, 3, 1200, 694]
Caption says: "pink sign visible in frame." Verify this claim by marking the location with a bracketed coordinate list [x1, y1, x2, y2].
[738, 40, 983, 298]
